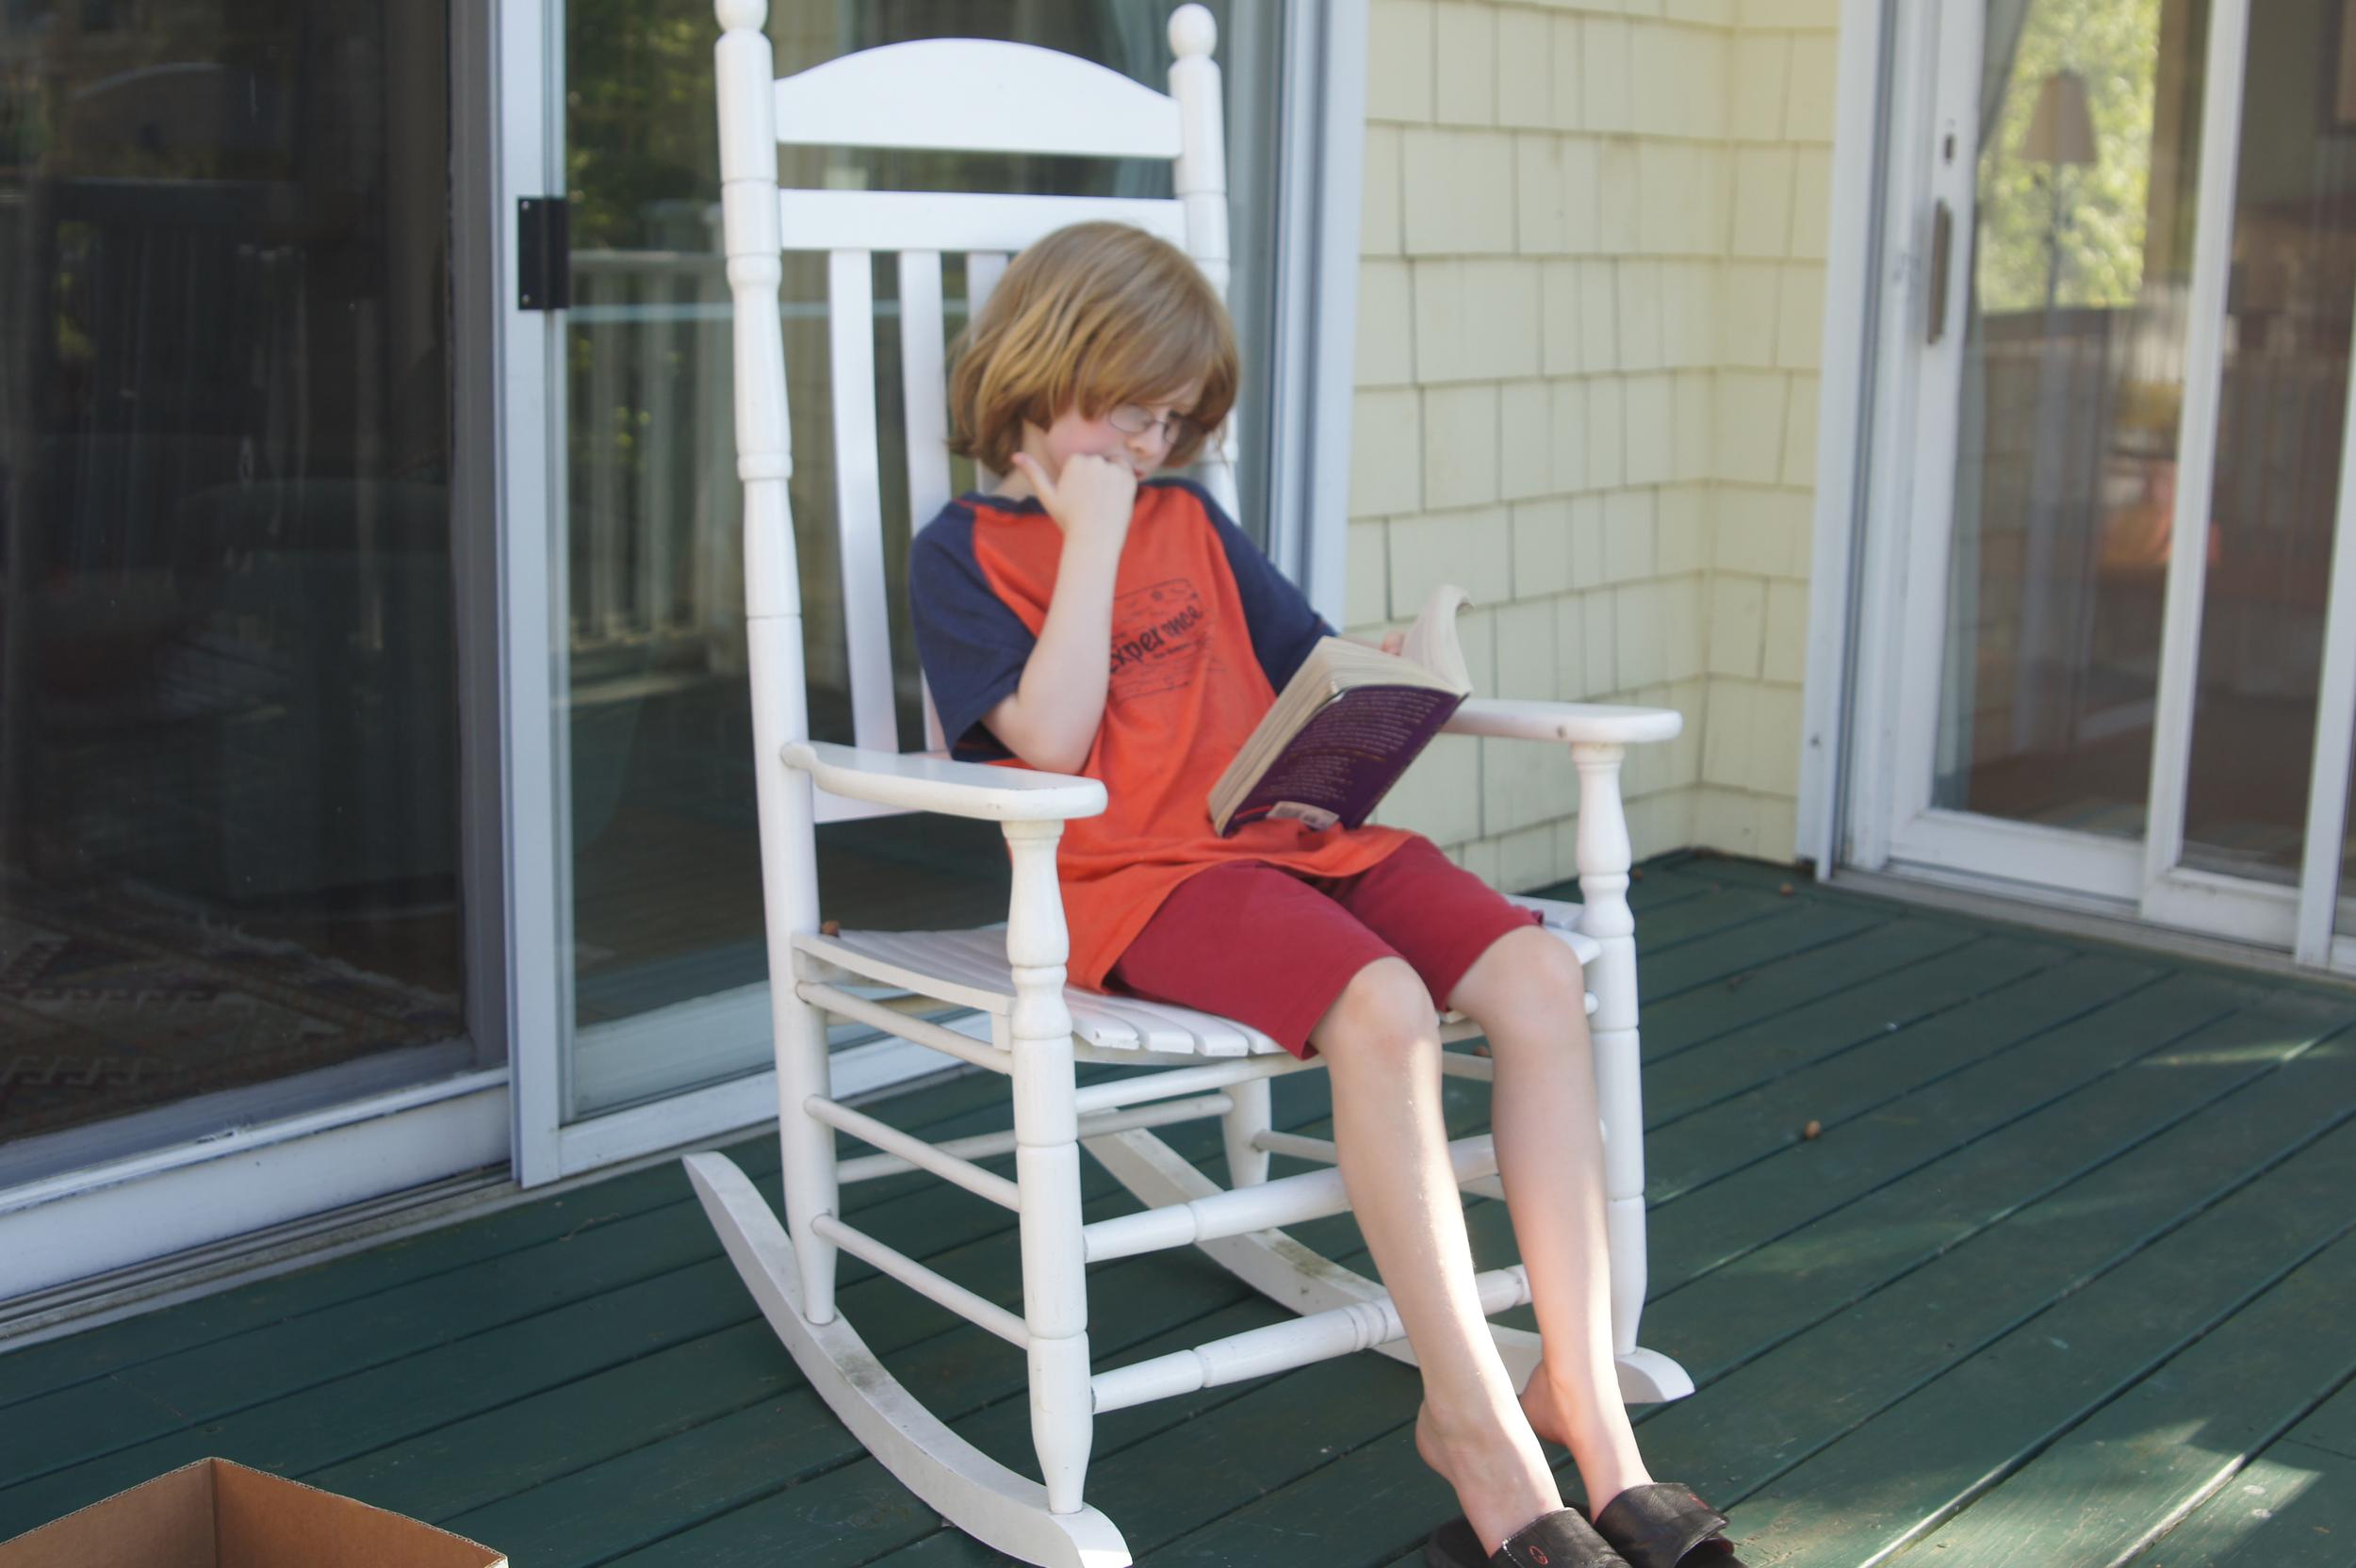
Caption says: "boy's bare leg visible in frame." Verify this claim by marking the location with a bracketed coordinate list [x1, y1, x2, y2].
[1447, 925, 1653, 1514]
[1311, 956, 1561, 1554]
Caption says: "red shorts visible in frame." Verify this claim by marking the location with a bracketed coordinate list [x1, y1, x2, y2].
[1104, 835, 1545, 1059]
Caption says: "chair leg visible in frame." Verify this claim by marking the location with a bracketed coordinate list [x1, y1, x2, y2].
[1219, 1073, 1272, 1186]
[1006, 822, 1093, 1513]
[776, 968, 841, 1323]
[1570, 741, 1693, 1404]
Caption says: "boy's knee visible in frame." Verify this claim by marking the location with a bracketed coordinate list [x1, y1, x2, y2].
[1312, 957, 1438, 1065]
[1464, 925, 1585, 1020]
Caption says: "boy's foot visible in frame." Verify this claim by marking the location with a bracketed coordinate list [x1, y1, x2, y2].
[1414, 1401, 1562, 1557]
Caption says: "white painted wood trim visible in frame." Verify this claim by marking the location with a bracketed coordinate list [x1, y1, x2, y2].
[1081, 1135, 1498, 1263]
[2295, 334, 2356, 964]
[1887, 0, 1985, 844]
[827, 249, 900, 753]
[1298, 0, 1368, 625]
[2138, 0, 2249, 909]
[1842, 0, 1955, 875]
[499, 0, 570, 1187]
[683, 1152, 1131, 1567]
[1798, 0, 1894, 872]
[898, 251, 955, 539]
[1090, 1262, 1531, 1413]
[782, 739, 1106, 820]
[837, 1093, 1235, 1185]
[772, 38, 1184, 158]
[551, 1032, 948, 1177]
[776, 188, 1185, 254]
[815, 1213, 1030, 1344]
[1443, 696, 1683, 745]
[0, 1074, 509, 1301]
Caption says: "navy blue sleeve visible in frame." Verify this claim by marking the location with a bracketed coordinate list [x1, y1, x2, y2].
[908, 507, 1032, 761]
[1165, 479, 1334, 691]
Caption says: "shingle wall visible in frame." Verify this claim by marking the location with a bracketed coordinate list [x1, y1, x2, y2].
[1348, 0, 1840, 886]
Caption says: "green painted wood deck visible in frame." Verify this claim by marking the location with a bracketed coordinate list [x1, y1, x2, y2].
[5, 850, 2355, 1566]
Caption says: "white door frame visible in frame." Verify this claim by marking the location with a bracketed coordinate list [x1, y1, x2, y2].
[501, 0, 1371, 1187]
[1814, 0, 2356, 972]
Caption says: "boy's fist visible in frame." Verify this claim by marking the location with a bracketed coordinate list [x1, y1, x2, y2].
[1015, 450, 1136, 542]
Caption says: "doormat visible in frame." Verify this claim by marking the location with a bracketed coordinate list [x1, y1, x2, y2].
[0, 877, 465, 1143]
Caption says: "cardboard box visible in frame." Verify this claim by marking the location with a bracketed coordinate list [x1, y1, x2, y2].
[0, 1458, 505, 1567]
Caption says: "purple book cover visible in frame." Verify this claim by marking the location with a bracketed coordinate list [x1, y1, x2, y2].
[1219, 683, 1467, 835]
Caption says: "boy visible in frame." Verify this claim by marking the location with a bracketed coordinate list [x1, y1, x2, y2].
[908, 221, 1742, 1568]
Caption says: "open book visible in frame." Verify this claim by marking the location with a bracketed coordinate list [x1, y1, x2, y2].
[1208, 585, 1474, 836]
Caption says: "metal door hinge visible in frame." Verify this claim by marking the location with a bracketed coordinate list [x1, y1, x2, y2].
[518, 197, 570, 311]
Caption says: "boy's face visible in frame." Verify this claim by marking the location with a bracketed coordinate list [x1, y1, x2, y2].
[1023, 384, 1205, 485]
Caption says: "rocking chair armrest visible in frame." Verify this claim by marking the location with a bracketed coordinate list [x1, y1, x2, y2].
[1443, 697, 1683, 747]
[782, 740, 1107, 822]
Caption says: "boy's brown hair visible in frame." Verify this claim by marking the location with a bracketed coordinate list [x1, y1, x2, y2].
[948, 221, 1238, 474]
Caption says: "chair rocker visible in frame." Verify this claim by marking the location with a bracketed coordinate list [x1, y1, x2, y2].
[686, 6, 1692, 1564]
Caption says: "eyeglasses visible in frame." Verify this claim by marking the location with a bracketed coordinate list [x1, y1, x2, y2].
[1106, 402, 1207, 449]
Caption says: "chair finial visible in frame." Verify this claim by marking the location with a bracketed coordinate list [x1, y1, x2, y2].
[715, 0, 765, 31]
[1169, 4, 1217, 58]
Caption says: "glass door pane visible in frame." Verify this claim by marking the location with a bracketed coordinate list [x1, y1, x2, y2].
[561, 1, 1284, 1119]
[1932, 0, 2205, 840]
[2174, 0, 2354, 884]
[0, 1, 481, 1185]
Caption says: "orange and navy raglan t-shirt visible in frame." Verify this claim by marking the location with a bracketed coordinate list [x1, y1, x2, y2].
[908, 477, 1415, 992]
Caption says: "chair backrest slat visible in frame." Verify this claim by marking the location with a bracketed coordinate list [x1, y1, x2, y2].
[967, 251, 1007, 313]
[827, 247, 899, 753]
[897, 250, 954, 536]
[964, 252, 1009, 493]
[777, 188, 1185, 256]
[773, 38, 1184, 159]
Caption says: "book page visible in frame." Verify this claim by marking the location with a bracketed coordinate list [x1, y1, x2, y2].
[1398, 584, 1473, 693]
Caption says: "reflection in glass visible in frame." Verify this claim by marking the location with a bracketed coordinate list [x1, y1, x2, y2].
[563, 3, 1282, 1116]
[0, 4, 472, 1180]
[1936, 0, 2201, 838]
[1941, 0, 2356, 892]
[2178, 0, 2355, 882]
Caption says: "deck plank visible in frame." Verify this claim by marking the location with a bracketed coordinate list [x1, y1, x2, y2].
[1637, 914, 1989, 1062]
[1907, 1228, 2356, 1568]
[1641, 971, 2267, 1293]
[1724, 1117, 2356, 1565]
[0, 1064, 1023, 1410]
[2133, 1374, 2356, 1567]
[1632, 1034, 2356, 1510]
[8, 854, 2356, 1568]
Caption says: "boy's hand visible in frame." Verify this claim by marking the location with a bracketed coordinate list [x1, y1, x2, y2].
[1014, 451, 1136, 543]
[1381, 630, 1406, 657]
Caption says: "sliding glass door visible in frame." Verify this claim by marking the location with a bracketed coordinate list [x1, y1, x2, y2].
[0, 2, 490, 1190]
[1865, 0, 2356, 970]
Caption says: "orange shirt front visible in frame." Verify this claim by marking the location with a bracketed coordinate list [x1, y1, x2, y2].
[909, 479, 1414, 990]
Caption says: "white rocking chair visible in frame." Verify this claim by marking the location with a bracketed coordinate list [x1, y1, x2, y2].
[685, 6, 1692, 1565]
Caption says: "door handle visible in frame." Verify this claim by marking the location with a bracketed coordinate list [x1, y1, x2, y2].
[1926, 199, 1953, 345]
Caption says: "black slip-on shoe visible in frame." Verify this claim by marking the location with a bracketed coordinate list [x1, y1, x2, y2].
[1424, 1506, 1629, 1568]
[1589, 1483, 1746, 1568]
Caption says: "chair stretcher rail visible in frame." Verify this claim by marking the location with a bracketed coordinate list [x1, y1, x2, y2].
[807, 1096, 1021, 1210]
[811, 1214, 1028, 1347]
[1091, 1264, 1533, 1414]
[1082, 1135, 1499, 1263]
[837, 1093, 1236, 1184]
[798, 980, 1010, 1074]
